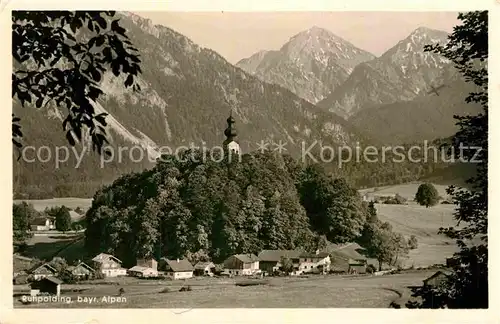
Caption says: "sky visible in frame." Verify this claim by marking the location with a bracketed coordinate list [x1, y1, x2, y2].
[136, 11, 460, 64]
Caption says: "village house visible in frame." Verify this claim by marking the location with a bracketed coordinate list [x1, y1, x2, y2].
[13, 254, 36, 278]
[129, 257, 159, 277]
[91, 253, 127, 277]
[194, 261, 215, 276]
[223, 254, 260, 276]
[66, 262, 95, 280]
[30, 216, 56, 231]
[31, 263, 58, 280]
[423, 270, 452, 288]
[128, 265, 158, 278]
[348, 259, 367, 274]
[298, 251, 331, 274]
[136, 258, 158, 271]
[13, 272, 29, 285]
[30, 276, 62, 297]
[160, 258, 194, 280]
[258, 250, 302, 275]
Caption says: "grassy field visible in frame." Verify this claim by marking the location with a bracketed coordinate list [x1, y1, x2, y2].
[359, 182, 459, 268]
[21, 234, 85, 262]
[13, 270, 437, 308]
[359, 182, 453, 201]
[14, 197, 93, 212]
[376, 203, 458, 267]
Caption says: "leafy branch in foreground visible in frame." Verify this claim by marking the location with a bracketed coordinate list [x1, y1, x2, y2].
[12, 11, 142, 154]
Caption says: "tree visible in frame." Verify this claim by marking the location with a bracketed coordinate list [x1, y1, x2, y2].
[407, 11, 488, 308]
[280, 256, 294, 275]
[298, 165, 366, 244]
[415, 183, 439, 207]
[13, 202, 38, 244]
[55, 206, 72, 232]
[408, 235, 418, 250]
[367, 201, 378, 223]
[12, 11, 142, 154]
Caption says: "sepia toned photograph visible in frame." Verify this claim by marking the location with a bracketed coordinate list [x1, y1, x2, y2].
[11, 10, 487, 309]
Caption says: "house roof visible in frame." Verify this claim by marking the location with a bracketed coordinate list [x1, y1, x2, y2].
[31, 218, 49, 226]
[299, 252, 330, 259]
[233, 254, 259, 263]
[424, 270, 453, 282]
[14, 254, 33, 262]
[13, 255, 35, 273]
[194, 262, 215, 270]
[73, 262, 94, 272]
[258, 250, 302, 262]
[164, 259, 194, 272]
[348, 258, 367, 266]
[128, 266, 153, 272]
[31, 276, 63, 286]
[33, 263, 58, 273]
[92, 253, 122, 264]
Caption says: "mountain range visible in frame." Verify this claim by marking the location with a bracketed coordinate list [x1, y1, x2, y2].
[13, 12, 361, 198]
[13, 13, 479, 198]
[239, 25, 482, 140]
[236, 26, 375, 105]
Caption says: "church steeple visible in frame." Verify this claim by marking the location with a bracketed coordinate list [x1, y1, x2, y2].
[224, 110, 237, 143]
[223, 110, 240, 155]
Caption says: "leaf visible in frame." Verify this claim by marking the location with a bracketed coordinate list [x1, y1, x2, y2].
[124, 74, 133, 87]
[35, 97, 44, 108]
[111, 62, 120, 76]
[66, 131, 76, 146]
[96, 35, 105, 47]
[96, 16, 107, 29]
[62, 115, 72, 131]
[95, 113, 107, 126]
[111, 19, 120, 32]
[70, 20, 78, 34]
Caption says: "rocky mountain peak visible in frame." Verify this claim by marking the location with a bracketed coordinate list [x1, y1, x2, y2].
[236, 26, 374, 104]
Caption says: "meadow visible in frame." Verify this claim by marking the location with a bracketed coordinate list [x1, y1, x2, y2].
[17, 182, 459, 268]
[13, 182, 458, 308]
[14, 197, 93, 212]
[13, 270, 436, 308]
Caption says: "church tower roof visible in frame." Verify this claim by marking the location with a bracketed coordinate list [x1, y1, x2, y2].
[224, 110, 237, 141]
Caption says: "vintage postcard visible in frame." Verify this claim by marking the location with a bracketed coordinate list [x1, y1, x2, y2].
[2, 0, 497, 323]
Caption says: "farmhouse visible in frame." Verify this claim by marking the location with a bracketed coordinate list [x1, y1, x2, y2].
[13, 254, 36, 277]
[258, 250, 302, 275]
[30, 276, 62, 296]
[161, 258, 194, 280]
[31, 263, 58, 280]
[348, 259, 367, 274]
[30, 217, 56, 231]
[194, 261, 215, 276]
[136, 258, 158, 271]
[128, 266, 158, 278]
[91, 253, 127, 277]
[13, 273, 29, 285]
[223, 254, 260, 276]
[299, 251, 331, 274]
[423, 270, 452, 287]
[66, 262, 94, 279]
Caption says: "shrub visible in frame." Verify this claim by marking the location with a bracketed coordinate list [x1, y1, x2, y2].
[366, 264, 376, 274]
[160, 287, 171, 293]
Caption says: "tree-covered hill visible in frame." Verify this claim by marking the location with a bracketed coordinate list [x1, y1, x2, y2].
[85, 150, 369, 266]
